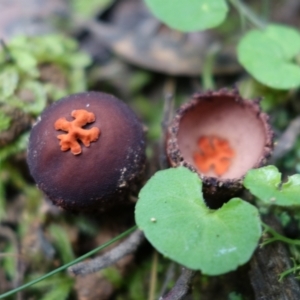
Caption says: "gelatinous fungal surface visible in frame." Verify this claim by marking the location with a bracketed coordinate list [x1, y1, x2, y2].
[27, 92, 146, 212]
[193, 135, 235, 176]
[166, 88, 273, 207]
[54, 109, 100, 155]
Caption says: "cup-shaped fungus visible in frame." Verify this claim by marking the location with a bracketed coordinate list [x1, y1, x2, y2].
[27, 92, 146, 212]
[166, 88, 273, 208]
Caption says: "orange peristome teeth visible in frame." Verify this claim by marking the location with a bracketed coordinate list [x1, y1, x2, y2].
[54, 109, 101, 155]
[193, 135, 235, 176]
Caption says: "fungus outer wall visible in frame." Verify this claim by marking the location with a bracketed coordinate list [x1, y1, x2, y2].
[27, 92, 146, 212]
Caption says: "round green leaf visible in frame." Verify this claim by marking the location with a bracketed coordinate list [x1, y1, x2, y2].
[237, 24, 300, 90]
[135, 167, 261, 275]
[264, 25, 300, 59]
[244, 165, 300, 206]
[143, 0, 228, 32]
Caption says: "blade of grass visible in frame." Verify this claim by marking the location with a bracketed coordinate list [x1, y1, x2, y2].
[228, 0, 266, 29]
[202, 43, 220, 91]
[148, 250, 158, 300]
[0, 225, 137, 299]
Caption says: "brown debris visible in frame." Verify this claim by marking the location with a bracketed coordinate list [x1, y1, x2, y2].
[75, 272, 114, 300]
[250, 215, 300, 300]
[0, 104, 32, 147]
[69, 230, 144, 276]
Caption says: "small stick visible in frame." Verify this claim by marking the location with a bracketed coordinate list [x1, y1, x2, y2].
[159, 78, 175, 170]
[158, 262, 176, 298]
[162, 77, 175, 131]
[68, 230, 144, 276]
[159, 267, 196, 300]
[271, 116, 300, 161]
[249, 215, 300, 299]
[148, 251, 158, 300]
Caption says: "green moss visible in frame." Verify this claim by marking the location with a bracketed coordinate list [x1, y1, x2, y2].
[0, 35, 91, 116]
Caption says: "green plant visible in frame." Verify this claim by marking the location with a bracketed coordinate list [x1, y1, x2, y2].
[237, 24, 300, 89]
[26, 92, 146, 212]
[134, 165, 300, 275]
[0, 227, 136, 299]
[0, 34, 91, 164]
[244, 165, 300, 206]
[144, 0, 300, 91]
[135, 167, 262, 275]
[2, 0, 300, 298]
[143, 0, 228, 32]
[0, 35, 90, 115]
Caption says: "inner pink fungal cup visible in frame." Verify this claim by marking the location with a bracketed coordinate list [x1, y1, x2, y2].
[166, 88, 273, 208]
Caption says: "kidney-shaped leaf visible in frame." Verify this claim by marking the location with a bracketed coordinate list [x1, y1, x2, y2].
[143, 0, 228, 32]
[237, 24, 300, 90]
[244, 165, 300, 206]
[135, 167, 261, 275]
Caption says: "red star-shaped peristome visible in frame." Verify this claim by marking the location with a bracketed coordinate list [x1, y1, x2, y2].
[54, 109, 100, 155]
[193, 135, 235, 176]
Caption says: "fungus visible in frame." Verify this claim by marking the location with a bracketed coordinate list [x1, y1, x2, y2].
[193, 135, 235, 176]
[166, 88, 273, 208]
[27, 92, 146, 212]
[54, 109, 100, 155]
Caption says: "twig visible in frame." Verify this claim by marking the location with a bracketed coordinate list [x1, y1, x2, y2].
[270, 116, 300, 162]
[159, 78, 175, 170]
[158, 262, 176, 298]
[159, 267, 196, 300]
[0, 227, 137, 299]
[148, 251, 158, 300]
[68, 230, 144, 276]
[158, 79, 195, 300]
[162, 78, 176, 130]
[250, 215, 300, 299]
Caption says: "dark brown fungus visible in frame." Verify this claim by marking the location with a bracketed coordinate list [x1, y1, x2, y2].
[27, 92, 146, 212]
[166, 88, 273, 208]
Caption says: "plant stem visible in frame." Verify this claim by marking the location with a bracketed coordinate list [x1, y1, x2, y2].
[279, 263, 300, 282]
[202, 43, 220, 91]
[0, 226, 137, 299]
[261, 222, 300, 247]
[148, 250, 158, 300]
[262, 0, 270, 22]
[228, 0, 266, 30]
